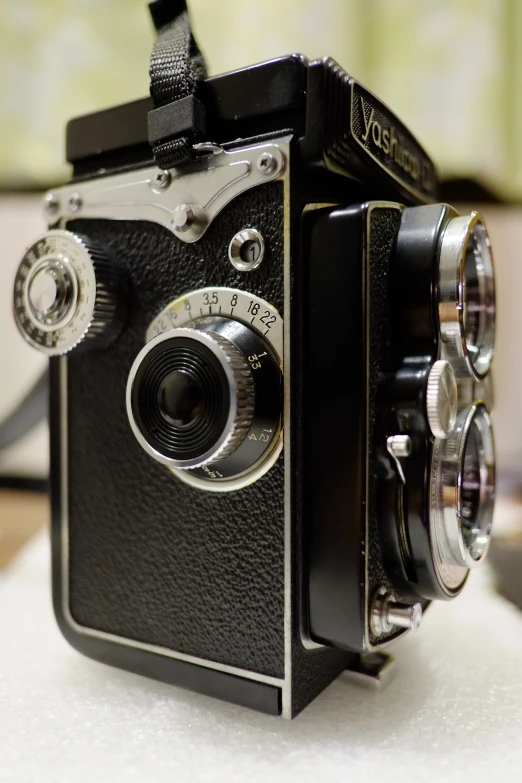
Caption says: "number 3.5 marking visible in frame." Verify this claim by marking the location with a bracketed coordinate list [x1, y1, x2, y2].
[248, 352, 267, 370]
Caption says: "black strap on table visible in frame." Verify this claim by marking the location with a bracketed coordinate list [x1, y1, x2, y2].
[148, 0, 208, 169]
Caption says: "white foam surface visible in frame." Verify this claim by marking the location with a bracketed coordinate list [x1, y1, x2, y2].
[1, 527, 522, 783]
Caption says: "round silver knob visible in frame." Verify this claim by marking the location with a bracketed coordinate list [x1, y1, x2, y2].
[172, 204, 194, 233]
[28, 267, 61, 314]
[13, 230, 126, 356]
[371, 588, 423, 636]
[426, 360, 457, 439]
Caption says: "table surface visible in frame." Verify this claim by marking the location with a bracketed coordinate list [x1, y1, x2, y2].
[1, 523, 522, 783]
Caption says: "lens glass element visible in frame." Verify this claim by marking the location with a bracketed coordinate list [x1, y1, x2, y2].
[462, 221, 495, 376]
[460, 412, 493, 562]
[157, 370, 203, 427]
[429, 402, 495, 596]
[131, 337, 230, 464]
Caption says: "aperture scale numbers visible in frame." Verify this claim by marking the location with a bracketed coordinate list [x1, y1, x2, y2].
[146, 287, 283, 361]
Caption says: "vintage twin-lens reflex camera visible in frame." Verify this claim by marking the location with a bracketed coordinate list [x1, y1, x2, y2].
[13, 0, 496, 718]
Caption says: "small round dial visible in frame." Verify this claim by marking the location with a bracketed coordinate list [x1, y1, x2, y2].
[13, 230, 126, 356]
[127, 288, 283, 491]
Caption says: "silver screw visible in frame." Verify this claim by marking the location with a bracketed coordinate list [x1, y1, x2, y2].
[257, 152, 277, 176]
[68, 193, 82, 213]
[172, 204, 194, 233]
[43, 193, 60, 216]
[371, 589, 423, 636]
[152, 170, 171, 190]
[386, 434, 411, 459]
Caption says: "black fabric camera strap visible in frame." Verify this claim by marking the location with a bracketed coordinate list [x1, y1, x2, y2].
[148, 0, 208, 168]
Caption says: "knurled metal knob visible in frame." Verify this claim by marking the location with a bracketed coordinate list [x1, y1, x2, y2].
[371, 588, 423, 636]
[426, 360, 457, 439]
[13, 230, 126, 356]
[194, 330, 256, 466]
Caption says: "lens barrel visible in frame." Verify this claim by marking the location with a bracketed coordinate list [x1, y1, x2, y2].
[126, 316, 281, 485]
[438, 212, 495, 380]
[429, 402, 495, 596]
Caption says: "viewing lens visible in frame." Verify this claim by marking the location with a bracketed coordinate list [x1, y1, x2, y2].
[462, 221, 495, 376]
[438, 213, 495, 380]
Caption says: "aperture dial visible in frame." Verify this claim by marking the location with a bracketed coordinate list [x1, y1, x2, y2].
[13, 230, 126, 356]
[147, 287, 283, 360]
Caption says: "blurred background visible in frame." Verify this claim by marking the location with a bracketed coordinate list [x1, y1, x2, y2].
[0, 0, 521, 573]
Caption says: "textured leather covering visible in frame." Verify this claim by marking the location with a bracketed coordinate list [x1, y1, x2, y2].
[366, 207, 407, 639]
[66, 182, 285, 678]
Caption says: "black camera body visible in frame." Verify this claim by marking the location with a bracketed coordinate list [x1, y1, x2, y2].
[14, 43, 496, 717]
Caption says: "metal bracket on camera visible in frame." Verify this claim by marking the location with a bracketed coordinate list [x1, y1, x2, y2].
[44, 138, 289, 243]
[342, 652, 396, 689]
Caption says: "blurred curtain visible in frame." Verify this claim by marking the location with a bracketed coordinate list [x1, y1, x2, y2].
[0, 0, 520, 197]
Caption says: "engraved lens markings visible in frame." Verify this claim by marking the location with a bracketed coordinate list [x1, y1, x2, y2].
[146, 287, 283, 361]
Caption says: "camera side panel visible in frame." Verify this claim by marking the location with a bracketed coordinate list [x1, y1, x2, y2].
[53, 182, 286, 688]
[302, 203, 404, 652]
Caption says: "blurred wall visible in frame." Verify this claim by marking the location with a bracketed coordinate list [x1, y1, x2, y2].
[1, 1, 520, 480]
[1, 0, 521, 195]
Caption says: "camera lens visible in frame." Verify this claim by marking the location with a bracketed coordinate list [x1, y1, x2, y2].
[127, 328, 255, 468]
[135, 337, 230, 462]
[438, 213, 495, 380]
[130, 329, 250, 468]
[430, 402, 495, 595]
[157, 370, 204, 427]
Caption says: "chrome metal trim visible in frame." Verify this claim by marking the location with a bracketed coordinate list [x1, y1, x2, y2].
[429, 402, 495, 596]
[146, 287, 283, 359]
[438, 212, 495, 380]
[282, 173, 292, 718]
[371, 587, 422, 635]
[126, 327, 253, 470]
[144, 286, 284, 492]
[173, 438, 283, 493]
[14, 231, 96, 356]
[426, 359, 458, 439]
[48, 139, 289, 244]
[228, 228, 265, 271]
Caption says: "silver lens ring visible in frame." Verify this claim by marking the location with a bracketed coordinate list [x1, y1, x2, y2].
[430, 402, 495, 596]
[438, 212, 495, 380]
[126, 328, 252, 470]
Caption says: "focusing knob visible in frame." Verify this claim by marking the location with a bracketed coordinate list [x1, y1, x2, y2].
[13, 230, 126, 356]
[426, 360, 458, 439]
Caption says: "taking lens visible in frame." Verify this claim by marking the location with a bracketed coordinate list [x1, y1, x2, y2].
[429, 402, 495, 595]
